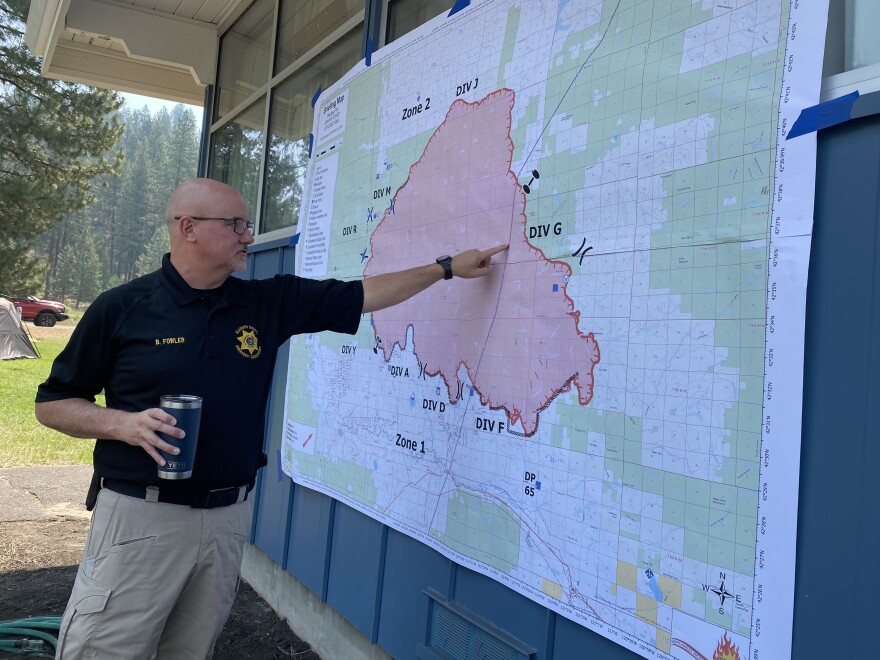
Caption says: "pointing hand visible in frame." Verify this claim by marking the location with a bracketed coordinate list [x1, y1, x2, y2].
[451, 244, 508, 278]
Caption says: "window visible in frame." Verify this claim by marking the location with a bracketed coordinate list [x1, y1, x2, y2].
[215, 0, 275, 120]
[275, 0, 362, 75]
[209, 99, 267, 221]
[263, 29, 362, 234]
[385, 0, 454, 44]
[822, 0, 880, 99]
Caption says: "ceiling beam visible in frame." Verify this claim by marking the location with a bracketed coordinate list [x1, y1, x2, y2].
[24, 0, 64, 55]
[46, 40, 205, 105]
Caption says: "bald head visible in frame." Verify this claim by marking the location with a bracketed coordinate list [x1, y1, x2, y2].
[166, 178, 245, 226]
[164, 178, 253, 288]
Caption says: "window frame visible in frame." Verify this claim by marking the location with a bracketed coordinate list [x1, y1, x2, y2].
[821, 0, 880, 101]
[821, 62, 880, 102]
[208, 1, 366, 245]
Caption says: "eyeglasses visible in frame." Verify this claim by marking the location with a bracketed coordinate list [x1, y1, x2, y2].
[174, 215, 255, 235]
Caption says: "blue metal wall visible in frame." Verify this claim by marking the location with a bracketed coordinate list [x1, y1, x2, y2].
[791, 97, 880, 658]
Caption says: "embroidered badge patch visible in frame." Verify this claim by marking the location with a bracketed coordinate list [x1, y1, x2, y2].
[235, 325, 262, 359]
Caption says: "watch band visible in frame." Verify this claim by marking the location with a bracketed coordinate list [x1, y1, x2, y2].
[436, 255, 453, 280]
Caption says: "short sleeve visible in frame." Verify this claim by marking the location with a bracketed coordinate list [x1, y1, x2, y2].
[36, 293, 119, 403]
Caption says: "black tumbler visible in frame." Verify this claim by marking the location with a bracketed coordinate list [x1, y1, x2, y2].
[157, 395, 202, 479]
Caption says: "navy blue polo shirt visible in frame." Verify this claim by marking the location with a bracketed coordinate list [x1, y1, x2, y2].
[37, 254, 363, 493]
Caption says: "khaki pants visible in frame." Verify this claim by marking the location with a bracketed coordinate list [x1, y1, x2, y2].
[56, 488, 252, 659]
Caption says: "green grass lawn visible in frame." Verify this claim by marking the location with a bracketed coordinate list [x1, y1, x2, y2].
[0, 334, 98, 467]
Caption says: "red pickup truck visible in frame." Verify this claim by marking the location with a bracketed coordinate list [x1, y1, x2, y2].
[2, 295, 69, 327]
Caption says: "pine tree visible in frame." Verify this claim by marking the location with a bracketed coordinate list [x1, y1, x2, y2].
[51, 215, 101, 307]
[135, 224, 170, 278]
[32, 99, 201, 296]
[167, 107, 200, 189]
[265, 136, 309, 232]
[0, 0, 122, 293]
[117, 144, 162, 281]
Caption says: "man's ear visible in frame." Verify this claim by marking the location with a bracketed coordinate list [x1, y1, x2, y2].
[176, 216, 197, 243]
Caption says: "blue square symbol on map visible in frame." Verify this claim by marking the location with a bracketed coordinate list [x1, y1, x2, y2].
[552, 284, 558, 292]
[536, 481, 541, 490]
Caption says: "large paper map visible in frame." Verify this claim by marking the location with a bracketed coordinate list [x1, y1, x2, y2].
[282, 1, 827, 658]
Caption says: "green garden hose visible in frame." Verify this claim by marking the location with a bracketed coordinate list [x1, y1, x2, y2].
[0, 617, 61, 657]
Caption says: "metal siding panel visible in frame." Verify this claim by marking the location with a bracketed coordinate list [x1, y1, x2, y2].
[377, 529, 454, 658]
[252, 247, 280, 279]
[793, 113, 880, 658]
[252, 340, 294, 564]
[281, 244, 296, 274]
[453, 566, 550, 659]
[286, 484, 335, 597]
[327, 503, 386, 637]
[553, 615, 640, 658]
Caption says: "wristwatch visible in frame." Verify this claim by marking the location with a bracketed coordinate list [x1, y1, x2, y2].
[435, 255, 453, 280]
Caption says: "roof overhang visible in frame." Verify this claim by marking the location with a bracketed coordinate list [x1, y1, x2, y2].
[25, 0, 243, 105]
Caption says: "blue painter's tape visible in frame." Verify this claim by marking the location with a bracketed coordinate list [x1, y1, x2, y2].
[311, 85, 322, 108]
[308, 133, 313, 158]
[787, 91, 859, 140]
[289, 232, 300, 246]
[448, 0, 470, 16]
[366, 38, 373, 67]
[276, 449, 283, 482]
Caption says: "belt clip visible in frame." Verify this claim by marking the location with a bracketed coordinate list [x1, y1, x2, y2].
[145, 485, 160, 503]
[236, 485, 247, 504]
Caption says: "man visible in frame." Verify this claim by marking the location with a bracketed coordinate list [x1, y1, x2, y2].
[35, 178, 507, 658]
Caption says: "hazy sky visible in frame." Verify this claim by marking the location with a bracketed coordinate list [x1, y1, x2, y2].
[118, 91, 203, 128]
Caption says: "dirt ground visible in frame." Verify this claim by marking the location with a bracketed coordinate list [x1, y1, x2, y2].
[0, 518, 318, 659]
[2, 321, 319, 659]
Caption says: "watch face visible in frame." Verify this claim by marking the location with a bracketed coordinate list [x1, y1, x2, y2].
[437, 255, 451, 262]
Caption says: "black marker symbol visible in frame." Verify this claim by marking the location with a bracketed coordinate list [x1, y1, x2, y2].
[373, 336, 382, 354]
[522, 170, 540, 194]
[711, 581, 734, 609]
[571, 238, 594, 266]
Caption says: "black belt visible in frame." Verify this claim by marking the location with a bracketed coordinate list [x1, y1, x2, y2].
[101, 478, 251, 509]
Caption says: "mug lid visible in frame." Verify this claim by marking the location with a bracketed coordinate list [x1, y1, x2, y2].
[160, 394, 203, 409]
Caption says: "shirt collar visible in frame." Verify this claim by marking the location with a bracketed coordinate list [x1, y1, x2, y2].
[159, 253, 246, 307]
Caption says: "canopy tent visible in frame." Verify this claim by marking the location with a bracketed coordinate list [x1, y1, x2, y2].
[0, 297, 39, 360]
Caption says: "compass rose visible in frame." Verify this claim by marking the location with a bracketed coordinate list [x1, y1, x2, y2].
[710, 580, 734, 608]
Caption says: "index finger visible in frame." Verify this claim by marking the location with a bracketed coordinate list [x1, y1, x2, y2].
[147, 407, 178, 427]
[481, 244, 509, 259]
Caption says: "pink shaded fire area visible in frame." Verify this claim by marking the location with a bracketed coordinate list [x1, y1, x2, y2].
[364, 89, 599, 436]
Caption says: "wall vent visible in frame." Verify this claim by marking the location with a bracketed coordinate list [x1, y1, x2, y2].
[416, 588, 536, 660]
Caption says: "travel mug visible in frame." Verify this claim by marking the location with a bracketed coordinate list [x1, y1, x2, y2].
[157, 394, 202, 479]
